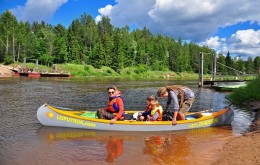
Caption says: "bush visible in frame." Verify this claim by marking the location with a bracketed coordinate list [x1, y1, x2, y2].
[106, 69, 112, 74]
[134, 64, 148, 74]
[4, 56, 13, 65]
[84, 65, 90, 71]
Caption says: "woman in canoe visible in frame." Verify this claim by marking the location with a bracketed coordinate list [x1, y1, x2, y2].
[97, 86, 125, 124]
[138, 95, 163, 121]
[157, 85, 195, 125]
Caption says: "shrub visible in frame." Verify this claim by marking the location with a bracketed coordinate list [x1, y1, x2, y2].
[134, 64, 148, 74]
[4, 56, 13, 65]
[84, 66, 90, 71]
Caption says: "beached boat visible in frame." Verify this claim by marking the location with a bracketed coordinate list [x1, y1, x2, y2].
[19, 71, 41, 77]
[18, 72, 72, 77]
[37, 104, 234, 132]
[213, 82, 246, 91]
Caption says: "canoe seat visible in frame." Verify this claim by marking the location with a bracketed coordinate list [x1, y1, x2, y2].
[201, 113, 213, 116]
[185, 114, 201, 120]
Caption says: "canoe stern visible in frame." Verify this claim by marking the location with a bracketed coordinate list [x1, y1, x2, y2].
[213, 107, 234, 126]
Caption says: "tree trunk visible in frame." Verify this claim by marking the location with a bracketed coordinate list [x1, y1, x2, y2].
[13, 33, 16, 62]
[5, 35, 9, 57]
[17, 42, 20, 62]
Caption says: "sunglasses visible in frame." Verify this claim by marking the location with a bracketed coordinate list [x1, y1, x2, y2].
[108, 91, 114, 94]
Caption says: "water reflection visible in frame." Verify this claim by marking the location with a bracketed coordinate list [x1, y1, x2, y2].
[143, 134, 191, 164]
[105, 136, 123, 163]
[36, 126, 235, 165]
[0, 77, 255, 165]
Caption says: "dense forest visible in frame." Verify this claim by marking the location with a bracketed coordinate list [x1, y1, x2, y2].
[0, 10, 259, 75]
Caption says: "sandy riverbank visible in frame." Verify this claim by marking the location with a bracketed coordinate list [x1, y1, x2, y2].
[0, 64, 13, 77]
[212, 102, 260, 165]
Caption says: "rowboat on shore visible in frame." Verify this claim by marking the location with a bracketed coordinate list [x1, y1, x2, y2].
[19, 72, 41, 77]
[37, 104, 234, 132]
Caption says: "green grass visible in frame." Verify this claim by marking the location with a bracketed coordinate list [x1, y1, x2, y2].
[229, 76, 260, 104]
[8, 62, 256, 81]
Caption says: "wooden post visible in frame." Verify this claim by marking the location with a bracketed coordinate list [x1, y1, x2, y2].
[212, 54, 216, 81]
[198, 52, 204, 87]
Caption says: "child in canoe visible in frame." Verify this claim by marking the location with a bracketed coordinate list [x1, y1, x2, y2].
[138, 95, 163, 121]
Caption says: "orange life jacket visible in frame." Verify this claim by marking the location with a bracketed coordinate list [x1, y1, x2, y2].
[107, 96, 125, 118]
[150, 106, 163, 121]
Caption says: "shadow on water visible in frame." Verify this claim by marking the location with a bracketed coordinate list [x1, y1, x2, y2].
[0, 77, 254, 165]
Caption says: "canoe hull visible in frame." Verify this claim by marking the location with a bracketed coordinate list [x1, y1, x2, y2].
[213, 82, 246, 91]
[37, 104, 234, 132]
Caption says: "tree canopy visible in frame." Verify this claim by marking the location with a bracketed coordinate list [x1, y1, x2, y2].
[0, 11, 259, 74]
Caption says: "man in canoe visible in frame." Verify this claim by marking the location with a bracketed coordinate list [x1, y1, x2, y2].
[97, 86, 125, 124]
[157, 85, 195, 125]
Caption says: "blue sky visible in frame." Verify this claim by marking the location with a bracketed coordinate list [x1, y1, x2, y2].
[1, 0, 260, 59]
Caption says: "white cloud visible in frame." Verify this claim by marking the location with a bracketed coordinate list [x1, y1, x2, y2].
[98, 4, 112, 16]
[97, 0, 260, 41]
[205, 36, 221, 50]
[96, 0, 156, 29]
[95, 15, 102, 23]
[205, 29, 260, 59]
[95, 4, 113, 23]
[10, 0, 68, 23]
[97, 0, 260, 58]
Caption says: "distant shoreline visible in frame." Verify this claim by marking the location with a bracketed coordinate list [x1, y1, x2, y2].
[2, 63, 257, 80]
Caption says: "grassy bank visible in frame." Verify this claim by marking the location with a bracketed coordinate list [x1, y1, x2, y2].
[10, 62, 207, 79]
[58, 63, 204, 79]
[9, 62, 256, 80]
[229, 76, 260, 105]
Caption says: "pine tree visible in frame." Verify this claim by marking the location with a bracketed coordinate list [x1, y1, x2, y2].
[0, 10, 18, 63]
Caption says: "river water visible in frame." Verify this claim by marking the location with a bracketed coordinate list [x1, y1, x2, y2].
[0, 77, 254, 165]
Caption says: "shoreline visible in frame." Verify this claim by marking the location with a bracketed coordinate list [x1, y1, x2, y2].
[212, 102, 260, 165]
[2, 63, 257, 80]
[0, 64, 13, 77]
